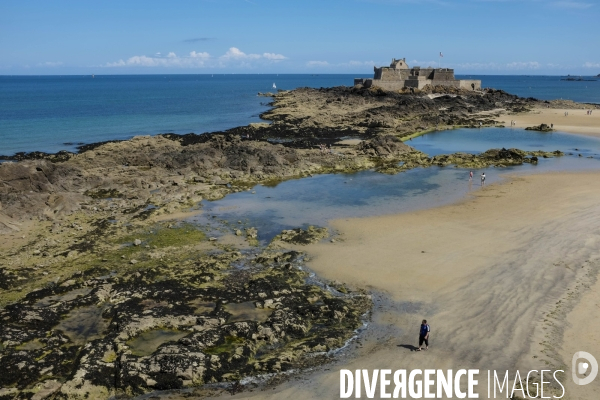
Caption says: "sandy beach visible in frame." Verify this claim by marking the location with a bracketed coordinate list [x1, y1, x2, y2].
[308, 172, 600, 398]
[498, 107, 600, 137]
[119, 101, 600, 399]
[202, 105, 600, 399]
[207, 171, 600, 399]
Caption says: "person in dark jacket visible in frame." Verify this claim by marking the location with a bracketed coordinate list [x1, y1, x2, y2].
[418, 319, 430, 351]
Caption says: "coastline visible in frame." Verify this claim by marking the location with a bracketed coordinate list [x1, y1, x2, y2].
[496, 106, 600, 137]
[2, 85, 600, 398]
[212, 171, 600, 399]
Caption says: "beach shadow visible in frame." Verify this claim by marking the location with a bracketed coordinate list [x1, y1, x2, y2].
[397, 344, 419, 351]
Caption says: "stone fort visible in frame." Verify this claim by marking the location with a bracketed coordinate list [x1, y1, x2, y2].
[354, 58, 481, 91]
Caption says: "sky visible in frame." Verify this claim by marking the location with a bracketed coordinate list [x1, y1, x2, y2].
[1, 0, 599, 75]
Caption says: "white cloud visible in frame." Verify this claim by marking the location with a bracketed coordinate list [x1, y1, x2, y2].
[106, 54, 195, 67]
[263, 52, 287, 61]
[190, 51, 210, 59]
[220, 47, 261, 60]
[455, 62, 499, 70]
[506, 61, 540, 69]
[583, 62, 600, 68]
[346, 60, 376, 66]
[106, 51, 210, 68]
[41, 61, 63, 67]
[306, 61, 330, 67]
[105, 47, 285, 68]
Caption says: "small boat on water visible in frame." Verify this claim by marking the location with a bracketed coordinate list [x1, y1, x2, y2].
[273, 83, 276, 89]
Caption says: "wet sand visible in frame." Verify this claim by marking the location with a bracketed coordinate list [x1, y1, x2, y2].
[499, 107, 600, 137]
[212, 172, 600, 399]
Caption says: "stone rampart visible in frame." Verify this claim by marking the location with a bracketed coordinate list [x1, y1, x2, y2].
[355, 57, 481, 91]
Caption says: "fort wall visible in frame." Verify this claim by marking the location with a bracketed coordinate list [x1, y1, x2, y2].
[355, 58, 481, 91]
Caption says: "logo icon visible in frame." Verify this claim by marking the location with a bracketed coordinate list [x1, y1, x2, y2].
[572, 351, 598, 385]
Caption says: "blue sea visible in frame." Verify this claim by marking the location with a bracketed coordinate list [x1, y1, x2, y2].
[0, 74, 598, 156]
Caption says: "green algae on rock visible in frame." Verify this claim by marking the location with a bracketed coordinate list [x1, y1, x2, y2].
[271, 226, 329, 246]
[0, 223, 371, 398]
[525, 124, 554, 132]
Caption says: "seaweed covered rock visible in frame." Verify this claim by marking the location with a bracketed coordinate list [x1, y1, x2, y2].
[525, 124, 553, 132]
[356, 135, 412, 157]
[272, 226, 329, 245]
[0, 236, 371, 398]
[430, 148, 564, 168]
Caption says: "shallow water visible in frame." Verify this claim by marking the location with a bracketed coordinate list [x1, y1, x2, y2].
[197, 129, 600, 243]
[127, 329, 189, 357]
[56, 304, 110, 345]
[34, 288, 92, 308]
[224, 301, 271, 323]
[16, 339, 45, 351]
[188, 299, 216, 315]
[409, 127, 600, 157]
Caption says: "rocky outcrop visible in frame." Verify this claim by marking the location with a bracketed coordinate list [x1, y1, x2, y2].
[271, 226, 329, 245]
[257, 86, 536, 142]
[356, 135, 412, 157]
[525, 124, 553, 132]
[431, 148, 563, 168]
[0, 226, 371, 398]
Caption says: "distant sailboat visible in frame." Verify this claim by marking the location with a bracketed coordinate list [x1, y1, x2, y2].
[92, 74, 95, 78]
[273, 83, 276, 89]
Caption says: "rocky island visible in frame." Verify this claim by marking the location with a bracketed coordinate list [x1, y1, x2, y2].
[1, 84, 598, 399]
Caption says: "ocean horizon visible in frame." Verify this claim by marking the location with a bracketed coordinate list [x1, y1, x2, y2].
[1, 74, 599, 157]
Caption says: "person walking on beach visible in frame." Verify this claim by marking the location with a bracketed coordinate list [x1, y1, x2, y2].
[418, 320, 430, 351]
[469, 171, 473, 181]
[481, 172, 486, 186]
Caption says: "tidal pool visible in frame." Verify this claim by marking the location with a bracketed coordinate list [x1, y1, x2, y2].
[409, 127, 600, 157]
[188, 299, 216, 315]
[127, 329, 189, 357]
[16, 339, 45, 351]
[196, 128, 600, 242]
[34, 288, 92, 308]
[56, 304, 110, 345]
[224, 301, 272, 323]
